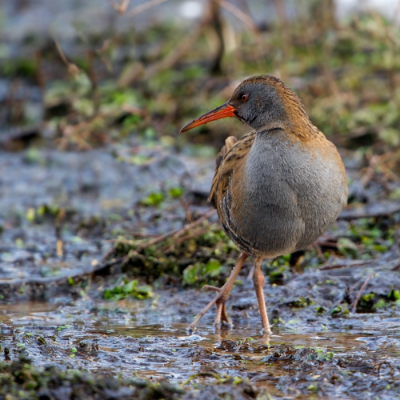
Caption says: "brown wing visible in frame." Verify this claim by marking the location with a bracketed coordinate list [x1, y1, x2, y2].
[208, 131, 256, 207]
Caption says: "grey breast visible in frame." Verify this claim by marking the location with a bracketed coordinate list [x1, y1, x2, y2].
[222, 128, 347, 258]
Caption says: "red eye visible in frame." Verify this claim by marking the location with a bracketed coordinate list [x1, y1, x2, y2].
[241, 94, 248, 101]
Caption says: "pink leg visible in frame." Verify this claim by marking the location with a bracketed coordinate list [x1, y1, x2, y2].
[253, 257, 272, 334]
[188, 252, 248, 331]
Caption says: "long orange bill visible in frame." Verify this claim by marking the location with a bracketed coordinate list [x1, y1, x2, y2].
[179, 102, 237, 133]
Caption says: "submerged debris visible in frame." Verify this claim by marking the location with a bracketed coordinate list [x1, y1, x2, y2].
[0, 356, 184, 400]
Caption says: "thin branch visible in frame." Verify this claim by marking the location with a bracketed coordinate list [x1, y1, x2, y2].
[0, 258, 122, 291]
[102, 208, 217, 262]
[338, 201, 400, 221]
[218, 0, 259, 36]
[172, 208, 217, 239]
[118, 14, 208, 85]
[180, 197, 193, 223]
[53, 39, 80, 75]
[137, 209, 216, 251]
[126, 0, 168, 17]
[351, 272, 374, 313]
[318, 260, 373, 271]
[134, 228, 179, 252]
[109, 0, 131, 14]
[392, 261, 400, 271]
[143, 20, 207, 79]
[163, 224, 219, 253]
[392, 0, 400, 25]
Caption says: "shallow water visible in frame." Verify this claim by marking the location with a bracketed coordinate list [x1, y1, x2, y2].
[1, 145, 400, 399]
[1, 294, 399, 399]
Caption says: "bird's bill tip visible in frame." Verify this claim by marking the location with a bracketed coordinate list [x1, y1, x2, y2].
[179, 102, 236, 133]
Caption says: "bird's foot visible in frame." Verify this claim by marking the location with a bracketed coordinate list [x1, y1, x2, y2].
[261, 327, 273, 336]
[187, 284, 232, 332]
[214, 299, 232, 325]
[202, 285, 221, 293]
[187, 252, 248, 332]
[202, 285, 231, 324]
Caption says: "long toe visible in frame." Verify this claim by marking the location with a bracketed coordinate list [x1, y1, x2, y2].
[187, 252, 248, 331]
[214, 301, 232, 326]
[203, 285, 222, 292]
[221, 303, 232, 325]
[214, 301, 223, 326]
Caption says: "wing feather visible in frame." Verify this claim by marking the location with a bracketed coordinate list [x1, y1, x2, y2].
[208, 132, 255, 207]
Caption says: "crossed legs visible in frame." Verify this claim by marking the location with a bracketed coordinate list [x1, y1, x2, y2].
[187, 253, 272, 334]
[187, 252, 248, 331]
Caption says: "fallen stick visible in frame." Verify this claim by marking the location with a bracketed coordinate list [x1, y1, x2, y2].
[102, 208, 217, 262]
[338, 201, 400, 221]
[126, 0, 167, 17]
[134, 229, 179, 252]
[0, 258, 122, 290]
[171, 208, 217, 239]
[318, 260, 373, 271]
[0, 210, 218, 292]
[392, 261, 400, 271]
[163, 224, 219, 253]
[351, 272, 374, 313]
[219, 0, 260, 36]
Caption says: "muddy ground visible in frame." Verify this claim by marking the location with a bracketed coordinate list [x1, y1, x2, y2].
[2, 1, 400, 399]
[1, 143, 400, 400]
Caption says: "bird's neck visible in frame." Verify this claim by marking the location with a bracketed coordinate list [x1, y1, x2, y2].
[257, 116, 319, 142]
[278, 89, 320, 141]
[285, 114, 320, 141]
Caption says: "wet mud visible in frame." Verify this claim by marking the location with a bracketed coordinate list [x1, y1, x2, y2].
[1, 143, 400, 399]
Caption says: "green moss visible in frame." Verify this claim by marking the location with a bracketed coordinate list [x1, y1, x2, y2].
[388, 289, 400, 301]
[183, 259, 222, 286]
[168, 187, 183, 198]
[314, 348, 335, 362]
[0, 357, 183, 399]
[112, 225, 238, 285]
[315, 306, 326, 315]
[140, 192, 164, 206]
[356, 292, 379, 312]
[104, 279, 153, 301]
[269, 266, 289, 284]
[330, 306, 342, 315]
[373, 299, 387, 309]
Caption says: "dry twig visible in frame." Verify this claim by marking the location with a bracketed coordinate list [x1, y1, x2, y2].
[163, 224, 219, 253]
[53, 39, 80, 76]
[338, 201, 400, 221]
[0, 257, 122, 294]
[126, 0, 167, 17]
[180, 197, 194, 223]
[351, 272, 374, 313]
[218, 0, 259, 36]
[172, 208, 217, 239]
[102, 208, 217, 262]
[119, 3, 212, 85]
[109, 0, 131, 14]
[318, 260, 373, 271]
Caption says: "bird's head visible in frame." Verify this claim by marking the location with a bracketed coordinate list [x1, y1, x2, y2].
[180, 75, 313, 136]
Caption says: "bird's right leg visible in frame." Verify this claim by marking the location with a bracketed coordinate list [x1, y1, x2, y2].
[201, 286, 232, 324]
[187, 252, 248, 331]
[253, 257, 272, 335]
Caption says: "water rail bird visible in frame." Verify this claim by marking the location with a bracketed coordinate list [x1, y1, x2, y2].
[180, 75, 348, 334]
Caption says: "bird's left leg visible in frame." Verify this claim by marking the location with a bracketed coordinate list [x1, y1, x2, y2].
[214, 301, 231, 325]
[187, 252, 248, 331]
[202, 286, 232, 324]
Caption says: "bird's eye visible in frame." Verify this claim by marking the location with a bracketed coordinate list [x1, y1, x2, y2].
[241, 94, 248, 101]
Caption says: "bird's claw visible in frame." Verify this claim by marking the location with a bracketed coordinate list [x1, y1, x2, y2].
[202, 285, 221, 292]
